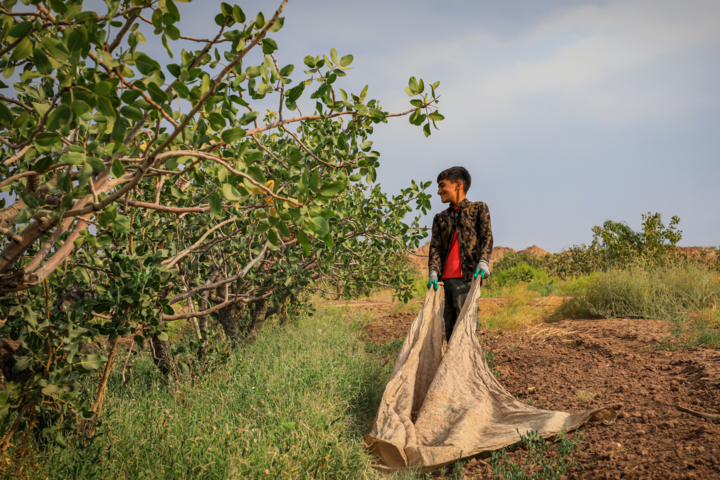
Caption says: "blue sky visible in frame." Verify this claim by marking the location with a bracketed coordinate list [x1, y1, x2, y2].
[221, 0, 718, 252]
[19, 0, 720, 251]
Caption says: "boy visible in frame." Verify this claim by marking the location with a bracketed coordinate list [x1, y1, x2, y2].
[428, 167, 493, 341]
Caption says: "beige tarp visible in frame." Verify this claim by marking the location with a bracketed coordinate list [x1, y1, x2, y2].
[364, 279, 617, 471]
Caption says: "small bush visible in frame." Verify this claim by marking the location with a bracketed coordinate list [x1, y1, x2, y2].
[581, 263, 720, 320]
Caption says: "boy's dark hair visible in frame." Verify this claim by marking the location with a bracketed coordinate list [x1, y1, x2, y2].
[437, 166, 471, 193]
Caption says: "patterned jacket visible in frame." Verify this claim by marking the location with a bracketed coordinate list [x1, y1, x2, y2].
[428, 199, 493, 282]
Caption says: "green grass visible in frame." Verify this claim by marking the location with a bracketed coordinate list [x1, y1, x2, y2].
[12, 307, 392, 480]
[364, 338, 404, 360]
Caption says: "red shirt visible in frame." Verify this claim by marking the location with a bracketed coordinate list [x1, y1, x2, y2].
[442, 231, 462, 279]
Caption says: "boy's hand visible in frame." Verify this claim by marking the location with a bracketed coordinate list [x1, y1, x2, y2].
[474, 261, 490, 280]
[427, 271, 439, 291]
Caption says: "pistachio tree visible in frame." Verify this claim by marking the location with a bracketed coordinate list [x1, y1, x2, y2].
[0, 0, 441, 453]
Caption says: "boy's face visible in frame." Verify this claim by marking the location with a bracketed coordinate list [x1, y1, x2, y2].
[437, 179, 464, 203]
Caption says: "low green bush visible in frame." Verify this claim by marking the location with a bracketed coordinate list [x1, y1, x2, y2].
[581, 263, 720, 320]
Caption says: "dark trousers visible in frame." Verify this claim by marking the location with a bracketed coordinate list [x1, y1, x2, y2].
[442, 278, 472, 341]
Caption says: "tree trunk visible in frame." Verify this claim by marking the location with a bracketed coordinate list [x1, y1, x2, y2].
[0, 339, 22, 385]
[248, 299, 268, 338]
[198, 269, 221, 337]
[150, 318, 174, 376]
[217, 302, 240, 340]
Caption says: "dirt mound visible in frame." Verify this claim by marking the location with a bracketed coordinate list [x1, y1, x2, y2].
[517, 245, 550, 257]
[364, 311, 720, 479]
[407, 244, 430, 275]
[490, 246, 516, 267]
[674, 246, 717, 263]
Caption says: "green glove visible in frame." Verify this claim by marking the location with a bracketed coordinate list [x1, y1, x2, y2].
[474, 260, 490, 280]
[427, 271, 439, 291]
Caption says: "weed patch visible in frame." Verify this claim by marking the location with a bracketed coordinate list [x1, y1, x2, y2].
[490, 429, 585, 480]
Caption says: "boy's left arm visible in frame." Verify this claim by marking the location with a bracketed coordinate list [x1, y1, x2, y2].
[474, 202, 494, 278]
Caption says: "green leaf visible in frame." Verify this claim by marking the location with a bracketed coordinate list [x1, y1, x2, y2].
[77, 355, 107, 370]
[32, 49, 53, 75]
[267, 229, 278, 246]
[323, 233, 334, 249]
[76, 162, 93, 188]
[277, 220, 290, 238]
[86, 157, 106, 173]
[120, 105, 144, 121]
[171, 81, 190, 99]
[62, 152, 85, 165]
[98, 208, 116, 228]
[146, 81, 169, 103]
[165, 0, 180, 22]
[67, 26, 88, 56]
[317, 180, 347, 197]
[330, 48, 338, 65]
[46, 104, 72, 131]
[200, 74, 211, 96]
[239, 111, 259, 126]
[248, 166, 266, 184]
[9, 22, 33, 38]
[34, 132, 61, 148]
[428, 112, 444, 121]
[20, 192, 39, 208]
[221, 127, 246, 143]
[222, 183, 245, 202]
[262, 38, 277, 55]
[10, 37, 32, 62]
[297, 230, 310, 256]
[32, 156, 53, 174]
[14, 208, 33, 225]
[255, 12, 265, 28]
[111, 214, 131, 233]
[157, 332, 169, 342]
[134, 53, 161, 75]
[111, 158, 126, 178]
[423, 122, 431, 137]
[408, 76, 419, 94]
[309, 215, 329, 235]
[41, 36, 69, 62]
[209, 192, 222, 215]
[0, 104, 12, 125]
[71, 99, 91, 116]
[339, 54, 353, 67]
[207, 112, 226, 131]
[268, 17, 284, 32]
[280, 64, 294, 77]
[92, 81, 113, 98]
[232, 5, 246, 23]
[95, 96, 117, 121]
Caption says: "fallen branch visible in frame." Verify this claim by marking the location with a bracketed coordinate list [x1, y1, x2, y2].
[675, 404, 720, 421]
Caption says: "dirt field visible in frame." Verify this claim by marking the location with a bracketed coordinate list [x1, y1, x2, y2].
[354, 299, 720, 479]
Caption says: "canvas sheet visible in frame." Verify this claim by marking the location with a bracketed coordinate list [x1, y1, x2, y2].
[363, 278, 617, 471]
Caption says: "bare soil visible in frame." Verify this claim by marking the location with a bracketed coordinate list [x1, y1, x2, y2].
[356, 300, 720, 480]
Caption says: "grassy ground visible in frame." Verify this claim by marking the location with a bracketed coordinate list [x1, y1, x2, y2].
[9, 307, 393, 480]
